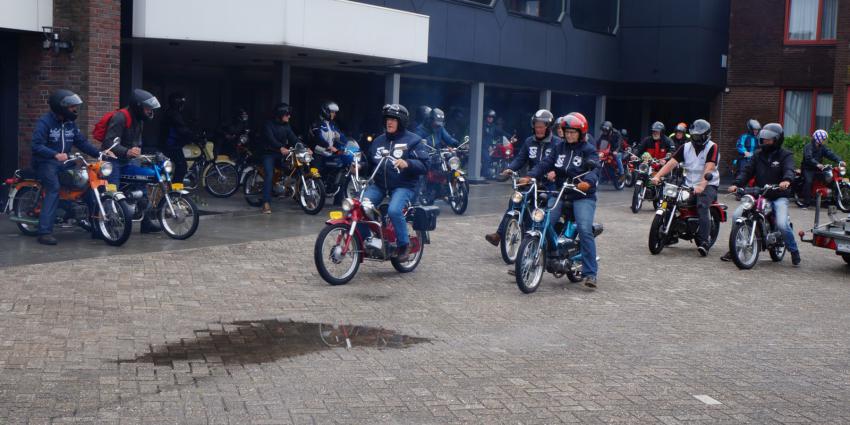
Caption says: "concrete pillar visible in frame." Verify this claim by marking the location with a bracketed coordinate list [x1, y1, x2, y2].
[273, 61, 291, 104]
[385, 73, 400, 104]
[469, 82, 485, 181]
[539, 89, 552, 111]
[594, 95, 606, 135]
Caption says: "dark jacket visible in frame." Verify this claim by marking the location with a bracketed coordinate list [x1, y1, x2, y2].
[595, 130, 622, 153]
[803, 142, 842, 170]
[529, 139, 600, 201]
[483, 123, 510, 147]
[103, 109, 144, 159]
[634, 135, 675, 159]
[734, 147, 796, 199]
[31, 112, 101, 165]
[507, 134, 558, 178]
[368, 129, 429, 191]
[261, 120, 300, 153]
[161, 108, 193, 149]
[414, 124, 459, 149]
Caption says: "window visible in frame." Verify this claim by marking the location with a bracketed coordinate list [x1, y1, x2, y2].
[454, 0, 494, 6]
[506, 0, 565, 22]
[785, 0, 838, 43]
[570, 0, 620, 35]
[782, 89, 833, 136]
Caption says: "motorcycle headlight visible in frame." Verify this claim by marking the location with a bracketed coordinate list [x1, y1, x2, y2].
[163, 160, 174, 174]
[448, 156, 461, 170]
[664, 183, 678, 198]
[679, 190, 690, 202]
[505, 149, 512, 156]
[342, 198, 354, 212]
[740, 194, 755, 210]
[100, 161, 113, 177]
[532, 208, 545, 222]
[511, 191, 523, 204]
[638, 163, 649, 174]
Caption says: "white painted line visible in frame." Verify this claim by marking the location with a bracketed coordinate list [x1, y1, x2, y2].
[693, 395, 722, 405]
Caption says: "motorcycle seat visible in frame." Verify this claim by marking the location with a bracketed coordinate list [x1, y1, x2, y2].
[17, 169, 38, 180]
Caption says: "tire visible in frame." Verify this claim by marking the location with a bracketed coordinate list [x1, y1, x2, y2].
[314, 223, 361, 285]
[449, 179, 469, 215]
[842, 253, 850, 265]
[653, 193, 662, 210]
[769, 241, 787, 262]
[707, 210, 721, 249]
[243, 169, 264, 207]
[96, 196, 133, 246]
[12, 186, 41, 236]
[500, 216, 522, 264]
[648, 214, 667, 255]
[515, 236, 544, 294]
[835, 182, 850, 213]
[631, 185, 643, 214]
[157, 193, 199, 240]
[624, 171, 636, 188]
[567, 269, 583, 283]
[612, 168, 625, 191]
[299, 177, 326, 215]
[203, 162, 239, 198]
[729, 220, 760, 270]
[391, 229, 425, 273]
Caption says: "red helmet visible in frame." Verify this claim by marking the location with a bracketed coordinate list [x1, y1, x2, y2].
[561, 112, 589, 136]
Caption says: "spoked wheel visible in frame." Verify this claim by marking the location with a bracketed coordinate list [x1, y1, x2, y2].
[631, 185, 643, 214]
[391, 228, 425, 273]
[203, 162, 239, 198]
[769, 242, 787, 262]
[835, 182, 850, 213]
[12, 186, 41, 236]
[566, 268, 583, 283]
[624, 171, 636, 188]
[157, 194, 199, 240]
[648, 214, 666, 255]
[706, 210, 721, 249]
[842, 254, 850, 265]
[449, 179, 469, 215]
[299, 178, 326, 215]
[318, 323, 351, 347]
[96, 195, 132, 246]
[730, 220, 760, 270]
[243, 169, 264, 207]
[515, 236, 544, 294]
[612, 169, 625, 190]
[500, 216, 522, 264]
[314, 223, 362, 285]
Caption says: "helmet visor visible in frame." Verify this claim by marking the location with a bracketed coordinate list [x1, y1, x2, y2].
[757, 128, 781, 141]
[60, 94, 83, 107]
[143, 96, 161, 110]
[328, 103, 340, 113]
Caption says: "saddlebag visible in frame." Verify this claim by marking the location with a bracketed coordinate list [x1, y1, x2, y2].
[411, 205, 440, 231]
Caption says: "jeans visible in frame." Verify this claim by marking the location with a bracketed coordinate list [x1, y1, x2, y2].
[548, 197, 598, 277]
[262, 152, 283, 203]
[362, 185, 416, 247]
[695, 185, 718, 247]
[732, 196, 798, 253]
[614, 152, 625, 176]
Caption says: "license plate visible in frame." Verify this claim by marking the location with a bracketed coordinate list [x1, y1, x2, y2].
[310, 167, 319, 174]
[106, 184, 117, 192]
[171, 183, 184, 190]
[329, 211, 343, 220]
[837, 239, 850, 253]
[454, 171, 461, 178]
[661, 201, 667, 209]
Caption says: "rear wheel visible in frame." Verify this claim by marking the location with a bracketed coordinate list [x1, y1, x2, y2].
[243, 169, 264, 207]
[730, 220, 760, 270]
[842, 254, 850, 265]
[648, 214, 666, 255]
[769, 242, 787, 262]
[96, 196, 132, 246]
[707, 210, 721, 249]
[12, 186, 41, 236]
[449, 179, 469, 215]
[835, 181, 850, 213]
[314, 223, 362, 285]
[391, 228, 425, 273]
[515, 236, 544, 294]
[203, 162, 239, 198]
[157, 194, 199, 240]
[500, 216, 522, 264]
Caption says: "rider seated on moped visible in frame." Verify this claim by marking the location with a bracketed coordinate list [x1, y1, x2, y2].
[634, 121, 676, 161]
[259, 102, 301, 214]
[721, 123, 800, 266]
[596, 121, 624, 177]
[518, 112, 600, 289]
[362, 104, 430, 263]
[800, 129, 846, 209]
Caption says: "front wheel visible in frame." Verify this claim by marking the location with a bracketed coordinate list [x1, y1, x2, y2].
[624, 171, 636, 188]
[515, 236, 544, 294]
[391, 228, 425, 273]
[96, 195, 133, 246]
[648, 214, 667, 255]
[243, 169, 264, 207]
[449, 179, 469, 215]
[314, 223, 362, 285]
[203, 162, 239, 198]
[157, 194, 199, 240]
[612, 168, 625, 191]
[730, 220, 760, 270]
[299, 177, 326, 215]
[630, 185, 643, 214]
[842, 253, 850, 265]
[500, 215, 522, 264]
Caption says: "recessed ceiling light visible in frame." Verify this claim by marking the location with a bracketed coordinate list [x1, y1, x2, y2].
[352, 59, 362, 63]
[297, 53, 308, 57]
[168, 41, 180, 46]
[234, 45, 246, 50]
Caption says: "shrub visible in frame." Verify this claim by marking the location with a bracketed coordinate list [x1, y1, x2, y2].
[784, 122, 850, 167]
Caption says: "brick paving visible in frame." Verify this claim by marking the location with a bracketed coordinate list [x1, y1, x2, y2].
[1, 191, 850, 424]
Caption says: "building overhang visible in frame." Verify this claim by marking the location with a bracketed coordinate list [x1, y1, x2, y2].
[0, 0, 52, 33]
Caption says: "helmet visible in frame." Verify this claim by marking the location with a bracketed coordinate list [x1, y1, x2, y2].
[554, 115, 567, 131]
[530, 109, 554, 129]
[48, 89, 83, 121]
[129, 89, 160, 122]
[812, 128, 828, 144]
[429, 108, 446, 127]
[747, 119, 761, 132]
[321, 101, 339, 120]
[274, 103, 292, 121]
[759, 123, 785, 150]
[675, 122, 688, 133]
[620, 128, 629, 138]
[382, 103, 409, 129]
[600, 121, 613, 134]
[651, 121, 665, 133]
[562, 112, 589, 137]
[235, 107, 249, 122]
[417, 105, 432, 123]
[168, 92, 186, 111]
[689, 119, 711, 147]
[486, 109, 496, 119]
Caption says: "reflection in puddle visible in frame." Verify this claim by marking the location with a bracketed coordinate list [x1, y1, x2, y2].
[114, 320, 428, 367]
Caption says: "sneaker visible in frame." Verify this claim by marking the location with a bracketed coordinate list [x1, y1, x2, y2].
[799, 204, 809, 210]
[507, 269, 516, 276]
[583, 275, 597, 290]
[394, 244, 410, 263]
[262, 203, 272, 214]
[485, 233, 501, 246]
[37, 234, 58, 245]
[791, 250, 801, 266]
[698, 245, 708, 257]
[720, 251, 733, 262]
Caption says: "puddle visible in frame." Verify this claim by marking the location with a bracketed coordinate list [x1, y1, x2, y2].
[113, 320, 428, 367]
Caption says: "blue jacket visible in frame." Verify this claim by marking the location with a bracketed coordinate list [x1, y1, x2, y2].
[507, 134, 559, 178]
[414, 124, 459, 149]
[736, 133, 758, 156]
[310, 119, 348, 150]
[529, 139, 599, 201]
[483, 123, 510, 147]
[31, 112, 102, 164]
[368, 130, 430, 191]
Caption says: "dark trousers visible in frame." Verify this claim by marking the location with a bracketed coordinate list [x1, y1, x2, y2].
[695, 185, 718, 247]
[164, 147, 187, 183]
[35, 161, 96, 235]
[802, 169, 819, 207]
[262, 152, 283, 203]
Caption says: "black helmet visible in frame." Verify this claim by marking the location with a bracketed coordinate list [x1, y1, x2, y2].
[747, 119, 761, 132]
[416, 105, 432, 123]
[758, 123, 784, 148]
[235, 107, 249, 122]
[620, 128, 629, 138]
[486, 109, 496, 119]
[689, 119, 711, 146]
[321, 101, 339, 120]
[382, 103, 409, 129]
[129, 89, 160, 122]
[168, 92, 187, 111]
[600, 121, 613, 134]
[651, 121, 665, 133]
[429, 108, 446, 127]
[48, 89, 83, 121]
[531, 109, 554, 137]
[273, 103, 292, 121]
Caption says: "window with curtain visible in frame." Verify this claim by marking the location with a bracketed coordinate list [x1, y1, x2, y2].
[783, 90, 833, 136]
[816, 93, 833, 131]
[787, 0, 838, 41]
[507, 0, 564, 22]
[570, 0, 620, 34]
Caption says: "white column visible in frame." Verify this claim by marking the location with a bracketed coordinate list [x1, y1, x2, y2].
[385, 73, 400, 105]
[469, 82, 485, 181]
[594, 95, 607, 136]
[539, 89, 552, 111]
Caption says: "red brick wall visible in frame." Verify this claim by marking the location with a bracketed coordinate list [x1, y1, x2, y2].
[831, 0, 850, 128]
[17, 0, 121, 167]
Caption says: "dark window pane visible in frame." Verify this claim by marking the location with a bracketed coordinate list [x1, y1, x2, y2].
[507, 0, 564, 22]
[570, 0, 619, 34]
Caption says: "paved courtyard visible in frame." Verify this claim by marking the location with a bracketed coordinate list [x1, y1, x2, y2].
[1, 184, 849, 424]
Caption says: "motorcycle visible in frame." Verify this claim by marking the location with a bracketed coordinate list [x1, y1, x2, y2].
[488, 135, 517, 179]
[182, 131, 240, 197]
[313, 147, 440, 285]
[630, 157, 666, 214]
[316, 141, 363, 204]
[597, 147, 625, 190]
[119, 153, 200, 240]
[727, 185, 792, 269]
[420, 140, 470, 215]
[2, 139, 133, 246]
[203, 131, 254, 198]
[648, 175, 727, 255]
[243, 142, 326, 214]
[497, 172, 542, 264]
[624, 149, 639, 188]
[514, 172, 604, 294]
[792, 163, 850, 212]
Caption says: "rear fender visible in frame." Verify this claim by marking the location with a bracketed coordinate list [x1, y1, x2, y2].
[711, 204, 728, 222]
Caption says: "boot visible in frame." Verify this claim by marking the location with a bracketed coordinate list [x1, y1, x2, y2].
[485, 233, 501, 246]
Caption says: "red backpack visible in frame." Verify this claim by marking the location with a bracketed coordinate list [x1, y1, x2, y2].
[92, 108, 132, 142]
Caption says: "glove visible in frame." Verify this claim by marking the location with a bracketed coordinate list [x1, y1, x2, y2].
[577, 181, 591, 193]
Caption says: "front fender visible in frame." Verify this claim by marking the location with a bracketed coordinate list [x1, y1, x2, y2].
[525, 230, 542, 239]
[655, 208, 664, 216]
[505, 210, 520, 218]
[108, 192, 127, 202]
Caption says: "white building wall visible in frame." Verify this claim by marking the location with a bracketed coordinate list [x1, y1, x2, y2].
[0, 0, 53, 32]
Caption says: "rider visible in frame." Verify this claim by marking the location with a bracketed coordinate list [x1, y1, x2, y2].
[412, 105, 432, 131]
[102, 89, 161, 184]
[800, 128, 845, 209]
[310, 101, 348, 174]
[233, 107, 250, 136]
[364, 104, 430, 263]
[596, 121, 624, 178]
[483, 109, 557, 246]
[651, 119, 720, 257]
[415, 107, 460, 150]
[734, 119, 760, 175]
[721, 123, 800, 266]
[161, 92, 193, 184]
[521, 112, 600, 289]
[669, 122, 690, 150]
[259, 102, 300, 214]
[482, 109, 511, 179]
[634, 122, 676, 160]
[31, 89, 106, 245]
